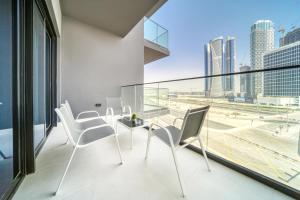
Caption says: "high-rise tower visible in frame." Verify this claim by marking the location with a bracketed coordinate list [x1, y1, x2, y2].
[224, 36, 236, 92]
[250, 20, 275, 97]
[204, 36, 236, 97]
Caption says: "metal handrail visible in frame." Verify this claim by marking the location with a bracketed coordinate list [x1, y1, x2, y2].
[122, 64, 300, 87]
[144, 17, 168, 33]
[144, 17, 168, 48]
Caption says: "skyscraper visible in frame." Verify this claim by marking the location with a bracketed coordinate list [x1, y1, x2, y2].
[205, 37, 224, 97]
[225, 36, 236, 92]
[280, 27, 300, 47]
[250, 20, 275, 97]
[204, 36, 236, 97]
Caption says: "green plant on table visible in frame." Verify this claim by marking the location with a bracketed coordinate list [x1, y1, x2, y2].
[131, 113, 137, 121]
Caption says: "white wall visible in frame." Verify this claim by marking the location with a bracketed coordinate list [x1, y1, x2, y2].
[45, 0, 61, 36]
[61, 16, 144, 115]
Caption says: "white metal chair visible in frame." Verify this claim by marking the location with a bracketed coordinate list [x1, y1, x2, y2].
[64, 100, 105, 129]
[61, 101, 107, 144]
[145, 105, 211, 197]
[54, 106, 123, 196]
[105, 97, 132, 126]
[65, 100, 100, 119]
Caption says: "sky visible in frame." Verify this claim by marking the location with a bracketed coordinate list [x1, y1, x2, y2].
[144, 0, 300, 83]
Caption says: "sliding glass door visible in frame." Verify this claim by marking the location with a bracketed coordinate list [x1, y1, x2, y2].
[0, 0, 57, 198]
[33, 2, 46, 150]
[33, 1, 55, 150]
[45, 32, 52, 131]
[0, 0, 15, 198]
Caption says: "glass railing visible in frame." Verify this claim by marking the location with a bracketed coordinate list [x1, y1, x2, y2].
[144, 17, 168, 49]
[121, 66, 300, 194]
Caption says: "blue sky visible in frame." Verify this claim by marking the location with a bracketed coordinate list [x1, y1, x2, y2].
[144, 0, 300, 83]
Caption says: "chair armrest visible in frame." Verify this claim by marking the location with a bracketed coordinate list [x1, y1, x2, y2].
[76, 111, 100, 120]
[123, 105, 132, 116]
[149, 123, 176, 147]
[173, 118, 184, 126]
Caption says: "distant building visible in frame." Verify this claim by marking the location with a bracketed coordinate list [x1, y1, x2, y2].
[204, 37, 224, 97]
[239, 65, 251, 98]
[280, 27, 300, 47]
[204, 36, 236, 97]
[263, 41, 300, 100]
[224, 36, 236, 92]
[250, 20, 275, 97]
[204, 43, 212, 94]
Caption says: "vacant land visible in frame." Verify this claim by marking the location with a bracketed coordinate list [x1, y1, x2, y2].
[145, 95, 300, 191]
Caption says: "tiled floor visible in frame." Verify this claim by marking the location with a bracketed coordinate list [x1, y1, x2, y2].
[13, 119, 293, 200]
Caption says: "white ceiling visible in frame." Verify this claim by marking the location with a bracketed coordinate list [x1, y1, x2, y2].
[60, 0, 166, 37]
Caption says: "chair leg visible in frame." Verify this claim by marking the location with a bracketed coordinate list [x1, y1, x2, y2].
[170, 146, 185, 197]
[115, 122, 118, 135]
[198, 137, 211, 172]
[145, 132, 152, 160]
[54, 146, 78, 196]
[114, 134, 123, 164]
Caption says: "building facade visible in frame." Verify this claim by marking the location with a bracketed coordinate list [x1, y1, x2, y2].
[263, 41, 300, 99]
[225, 36, 236, 92]
[204, 36, 236, 97]
[240, 65, 251, 98]
[280, 27, 300, 47]
[250, 20, 275, 97]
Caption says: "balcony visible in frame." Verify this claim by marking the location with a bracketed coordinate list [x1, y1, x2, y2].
[144, 17, 170, 64]
[13, 117, 290, 200]
[12, 68, 299, 200]
[121, 68, 300, 197]
[2, 0, 300, 199]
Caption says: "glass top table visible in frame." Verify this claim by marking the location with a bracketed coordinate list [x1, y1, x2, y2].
[116, 117, 146, 149]
[117, 117, 144, 128]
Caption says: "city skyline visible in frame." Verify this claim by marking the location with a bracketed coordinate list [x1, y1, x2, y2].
[145, 0, 300, 83]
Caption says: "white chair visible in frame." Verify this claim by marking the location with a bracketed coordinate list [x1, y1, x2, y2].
[54, 106, 123, 195]
[105, 97, 132, 126]
[145, 106, 211, 197]
[65, 100, 100, 119]
[64, 100, 105, 129]
[61, 101, 107, 144]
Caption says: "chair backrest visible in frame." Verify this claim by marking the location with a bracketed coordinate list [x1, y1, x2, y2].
[55, 107, 81, 146]
[64, 100, 75, 121]
[62, 102, 82, 131]
[180, 105, 210, 142]
[106, 97, 123, 115]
